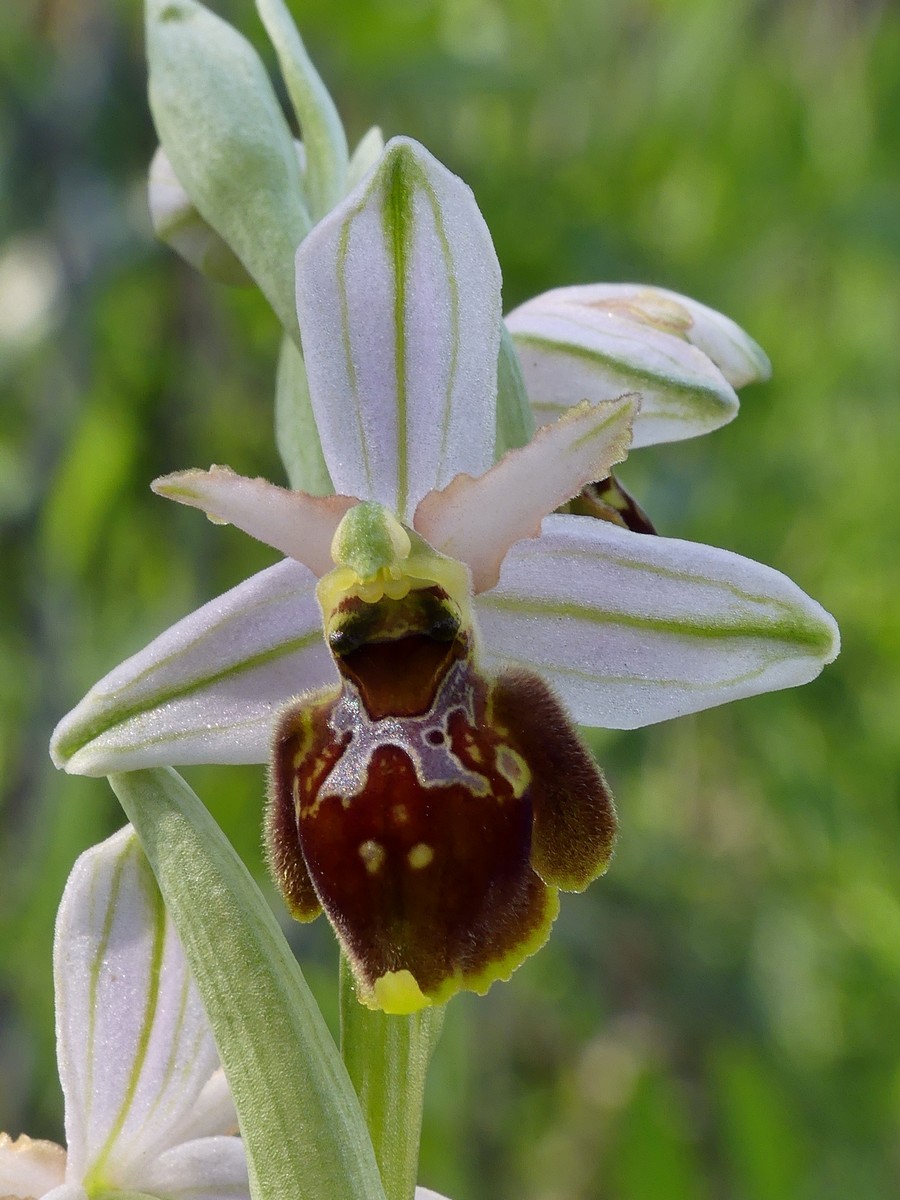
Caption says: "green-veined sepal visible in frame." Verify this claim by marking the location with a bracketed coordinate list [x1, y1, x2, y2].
[54, 828, 246, 1197]
[476, 514, 840, 728]
[49, 561, 334, 776]
[507, 283, 770, 447]
[295, 137, 502, 521]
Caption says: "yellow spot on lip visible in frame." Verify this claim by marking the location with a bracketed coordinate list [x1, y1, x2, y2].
[392, 804, 409, 824]
[496, 745, 531, 798]
[358, 840, 385, 874]
[372, 969, 429, 1014]
[407, 843, 433, 870]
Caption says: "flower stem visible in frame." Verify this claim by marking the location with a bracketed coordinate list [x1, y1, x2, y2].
[339, 956, 445, 1200]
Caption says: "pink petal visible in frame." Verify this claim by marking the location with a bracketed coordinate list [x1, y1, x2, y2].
[415, 395, 637, 592]
[152, 466, 357, 577]
[0, 1134, 66, 1199]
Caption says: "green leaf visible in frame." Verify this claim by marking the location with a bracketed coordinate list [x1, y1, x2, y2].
[711, 1042, 808, 1200]
[255, 0, 348, 221]
[146, 0, 311, 340]
[275, 334, 335, 494]
[110, 768, 386, 1200]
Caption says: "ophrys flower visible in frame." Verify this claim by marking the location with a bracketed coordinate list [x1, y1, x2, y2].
[51, 138, 838, 1012]
[0, 827, 248, 1200]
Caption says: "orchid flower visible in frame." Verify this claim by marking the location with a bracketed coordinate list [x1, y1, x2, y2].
[0, 826, 248, 1200]
[507, 281, 772, 449]
[503, 282, 771, 537]
[50, 137, 838, 1014]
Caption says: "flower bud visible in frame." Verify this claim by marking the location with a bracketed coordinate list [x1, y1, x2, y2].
[146, 0, 311, 337]
[569, 472, 657, 535]
[148, 147, 252, 286]
[346, 126, 385, 192]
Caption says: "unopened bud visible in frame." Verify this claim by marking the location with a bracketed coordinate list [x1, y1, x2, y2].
[148, 147, 252, 287]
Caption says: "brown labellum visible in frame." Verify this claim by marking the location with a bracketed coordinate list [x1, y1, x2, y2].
[267, 585, 616, 1012]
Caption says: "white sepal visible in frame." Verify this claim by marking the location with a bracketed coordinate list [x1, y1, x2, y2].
[296, 136, 502, 521]
[50, 561, 335, 776]
[55, 829, 221, 1190]
[475, 514, 839, 727]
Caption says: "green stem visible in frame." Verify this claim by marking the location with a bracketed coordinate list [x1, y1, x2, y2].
[111, 769, 386, 1200]
[340, 956, 445, 1200]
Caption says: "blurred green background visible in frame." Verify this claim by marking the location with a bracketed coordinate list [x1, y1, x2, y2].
[1, 0, 898, 1197]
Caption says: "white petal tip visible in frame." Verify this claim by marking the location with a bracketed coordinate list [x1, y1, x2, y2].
[744, 339, 772, 385]
[816, 608, 841, 665]
[49, 713, 111, 777]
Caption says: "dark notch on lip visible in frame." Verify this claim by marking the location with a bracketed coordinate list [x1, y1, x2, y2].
[328, 585, 461, 657]
[328, 585, 467, 719]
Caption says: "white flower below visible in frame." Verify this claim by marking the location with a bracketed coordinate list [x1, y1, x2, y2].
[0, 828, 248, 1200]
